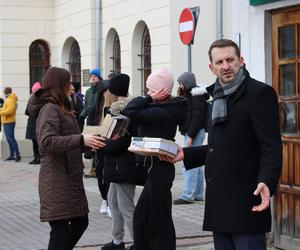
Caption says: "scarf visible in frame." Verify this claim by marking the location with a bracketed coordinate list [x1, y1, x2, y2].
[211, 66, 246, 126]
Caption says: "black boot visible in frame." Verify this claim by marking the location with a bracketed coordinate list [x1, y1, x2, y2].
[29, 156, 40, 164]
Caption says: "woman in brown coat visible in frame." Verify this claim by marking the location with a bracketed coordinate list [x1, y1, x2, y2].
[29, 67, 103, 250]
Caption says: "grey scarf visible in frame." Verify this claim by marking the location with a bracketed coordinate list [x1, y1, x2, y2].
[211, 66, 246, 126]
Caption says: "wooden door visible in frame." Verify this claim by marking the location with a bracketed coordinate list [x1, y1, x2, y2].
[272, 6, 300, 250]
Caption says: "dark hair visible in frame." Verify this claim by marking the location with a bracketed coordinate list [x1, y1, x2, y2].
[4, 87, 12, 95]
[71, 81, 81, 93]
[42, 67, 73, 115]
[208, 39, 241, 62]
[108, 72, 118, 80]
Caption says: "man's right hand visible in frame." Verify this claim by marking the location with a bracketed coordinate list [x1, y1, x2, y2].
[159, 146, 184, 163]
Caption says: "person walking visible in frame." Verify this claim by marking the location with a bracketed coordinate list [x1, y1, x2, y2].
[0, 97, 3, 131]
[164, 39, 282, 250]
[174, 72, 209, 205]
[27, 66, 103, 250]
[25, 81, 42, 164]
[0, 87, 21, 162]
[123, 68, 187, 250]
[98, 73, 147, 250]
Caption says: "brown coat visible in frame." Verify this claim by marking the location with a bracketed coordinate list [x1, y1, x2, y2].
[36, 102, 88, 222]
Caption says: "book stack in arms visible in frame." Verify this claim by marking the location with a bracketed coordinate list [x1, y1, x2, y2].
[128, 137, 178, 158]
[83, 114, 130, 138]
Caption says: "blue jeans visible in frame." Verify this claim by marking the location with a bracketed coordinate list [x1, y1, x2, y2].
[4, 122, 20, 157]
[179, 129, 205, 201]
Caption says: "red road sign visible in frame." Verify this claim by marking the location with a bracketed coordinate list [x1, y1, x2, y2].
[178, 8, 195, 45]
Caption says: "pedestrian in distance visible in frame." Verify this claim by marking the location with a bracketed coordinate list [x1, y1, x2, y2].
[25, 81, 42, 164]
[174, 72, 209, 205]
[0, 97, 4, 131]
[98, 73, 147, 250]
[123, 68, 187, 250]
[70, 81, 84, 132]
[69, 83, 84, 131]
[0, 87, 21, 162]
[161, 39, 282, 250]
[27, 66, 103, 250]
[80, 68, 108, 180]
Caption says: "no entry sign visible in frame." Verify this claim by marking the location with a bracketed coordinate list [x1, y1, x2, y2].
[178, 8, 195, 45]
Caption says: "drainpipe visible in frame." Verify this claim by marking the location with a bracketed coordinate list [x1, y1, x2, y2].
[217, 0, 223, 39]
[95, 0, 101, 69]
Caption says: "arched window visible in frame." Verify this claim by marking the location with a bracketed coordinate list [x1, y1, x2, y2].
[141, 27, 151, 95]
[29, 40, 50, 92]
[68, 41, 81, 83]
[110, 34, 121, 74]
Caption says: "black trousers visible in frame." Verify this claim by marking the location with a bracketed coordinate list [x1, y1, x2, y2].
[213, 232, 266, 250]
[133, 162, 176, 250]
[32, 139, 39, 158]
[48, 215, 88, 250]
[95, 151, 110, 201]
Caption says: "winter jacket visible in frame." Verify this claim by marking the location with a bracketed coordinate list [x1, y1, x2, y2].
[0, 92, 18, 124]
[80, 80, 108, 125]
[123, 95, 187, 165]
[27, 90, 89, 222]
[96, 99, 148, 186]
[179, 86, 209, 138]
[25, 103, 37, 140]
[183, 70, 282, 233]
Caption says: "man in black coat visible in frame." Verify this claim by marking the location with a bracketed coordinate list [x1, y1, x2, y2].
[164, 39, 282, 250]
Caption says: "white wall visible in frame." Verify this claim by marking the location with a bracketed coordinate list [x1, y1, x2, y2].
[0, 0, 54, 157]
[101, 0, 172, 96]
[0, 0, 96, 157]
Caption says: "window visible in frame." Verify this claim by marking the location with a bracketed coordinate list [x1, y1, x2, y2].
[29, 40, 50, 92]
[68, 41, 81, 83]
[140, 27, 151, 95]
[111, 34, 121, 74]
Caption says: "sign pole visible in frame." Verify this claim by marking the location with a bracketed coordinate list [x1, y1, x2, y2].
[188, 44, 192, 72]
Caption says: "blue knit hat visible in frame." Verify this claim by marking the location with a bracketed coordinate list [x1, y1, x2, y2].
[90, 68, 102, 80]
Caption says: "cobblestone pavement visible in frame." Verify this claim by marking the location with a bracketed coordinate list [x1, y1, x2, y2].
[0, 158, 212, 250]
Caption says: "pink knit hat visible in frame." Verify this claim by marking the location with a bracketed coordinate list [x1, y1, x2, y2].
[31, 81, 42, 93]
[146, 68, 174, 95]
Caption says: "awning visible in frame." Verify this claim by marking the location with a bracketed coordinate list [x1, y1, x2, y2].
[250, 0, 281, 6]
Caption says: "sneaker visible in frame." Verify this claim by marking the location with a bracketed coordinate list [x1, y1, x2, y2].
[15, 156, 21, 162]
[126, 245, 135, 250]
[107, 206, 112, 218]
[100, 200, 108, 214]
[101, 241, 125, 250]
[173, 198, 194, 205]
[4, 156, 15, 161]
[84, 167, 97, 178]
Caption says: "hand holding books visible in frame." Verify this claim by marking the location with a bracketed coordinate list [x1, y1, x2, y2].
[128, 137, 179, 158]
[83, 134, 106, 149]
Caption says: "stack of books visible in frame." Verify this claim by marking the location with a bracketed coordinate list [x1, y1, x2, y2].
[128, 137, 178, 158]
[83, 114, 130, 138]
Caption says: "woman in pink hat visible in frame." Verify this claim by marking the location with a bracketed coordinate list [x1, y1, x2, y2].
[123, 68, 187, 250]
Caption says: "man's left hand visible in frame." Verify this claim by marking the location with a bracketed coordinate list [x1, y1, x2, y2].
[251, 182, 270, 212]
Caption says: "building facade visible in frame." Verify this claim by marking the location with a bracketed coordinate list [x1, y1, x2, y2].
[0, 1, 300, 248]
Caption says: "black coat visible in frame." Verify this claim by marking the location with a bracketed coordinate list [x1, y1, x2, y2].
[183, 72, 282, 234]
[123, 96, 187, 140]
[25, 103, 37, 140]
[102, 121, 148, 186]
[123, 95, 187, 167]
[179, 86, 209, 138]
